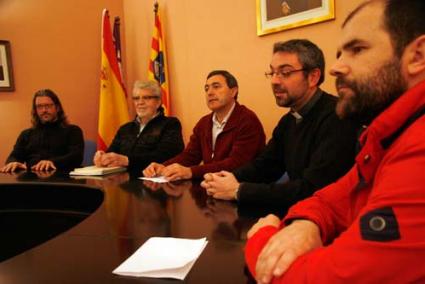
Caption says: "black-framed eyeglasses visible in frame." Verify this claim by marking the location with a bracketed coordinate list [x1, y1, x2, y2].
[35, 103, 55, 110]
[264, 68, 306, 79]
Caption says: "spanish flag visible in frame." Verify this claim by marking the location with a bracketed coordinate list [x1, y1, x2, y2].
[148, 1, 171, 115]
[98, 9, 130, 151]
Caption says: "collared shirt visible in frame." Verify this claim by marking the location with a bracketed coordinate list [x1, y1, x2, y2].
[212, 102, 236, 154]
[136, 112, 160, 135]
[290, 89, 323, 124]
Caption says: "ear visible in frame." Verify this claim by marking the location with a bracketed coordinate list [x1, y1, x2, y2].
[308, 68, 321, 87]
[230, 87, 238, 98]
[406, 35, 425, 76]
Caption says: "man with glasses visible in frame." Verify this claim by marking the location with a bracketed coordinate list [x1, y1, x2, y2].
[202, 39, 359, 207]
[143, 70, 265, 181]
[0, 89, 84, 173]
[93, 80, 184, 173]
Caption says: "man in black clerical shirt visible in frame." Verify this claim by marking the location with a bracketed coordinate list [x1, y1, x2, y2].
[0, 89, 84, 173]
[201, 39, 359, 206]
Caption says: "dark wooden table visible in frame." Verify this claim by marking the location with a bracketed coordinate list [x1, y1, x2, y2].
[0, 171, 283, 284]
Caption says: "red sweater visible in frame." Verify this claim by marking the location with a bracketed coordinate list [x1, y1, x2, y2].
[164, 102, 265, 178]
[245, 80, 425, 283]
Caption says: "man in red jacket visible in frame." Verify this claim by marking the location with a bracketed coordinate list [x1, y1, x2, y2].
[143, 70, 265, 181]
[245, 0, 425, 283]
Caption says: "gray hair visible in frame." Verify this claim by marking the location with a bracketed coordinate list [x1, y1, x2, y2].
[133, 80, 162, 99]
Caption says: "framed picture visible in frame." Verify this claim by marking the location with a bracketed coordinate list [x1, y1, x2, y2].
[0, 40, 15, 92]
[256, 0, 335, 36]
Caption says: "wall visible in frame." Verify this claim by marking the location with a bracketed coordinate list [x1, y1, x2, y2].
[0, 0, 364, 164]
[123, 0, 364, 145]
[0, 0, 124, 163]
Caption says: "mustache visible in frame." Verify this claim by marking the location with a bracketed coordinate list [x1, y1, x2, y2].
[272, 84, 287, 93]
[335, 77, 354, 89]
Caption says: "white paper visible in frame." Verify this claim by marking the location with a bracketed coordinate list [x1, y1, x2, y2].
[113, 237, 208, 280]
[139, 176, 169, 183]
[70, 166, 126, 176]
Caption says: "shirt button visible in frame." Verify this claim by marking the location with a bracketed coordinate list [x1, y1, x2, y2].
[369, 216, 386, 231]
[364, 154, 371, 163]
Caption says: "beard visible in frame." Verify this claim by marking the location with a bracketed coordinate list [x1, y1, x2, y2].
[272, 79, 309, 108]
[335, 58, 407, 124]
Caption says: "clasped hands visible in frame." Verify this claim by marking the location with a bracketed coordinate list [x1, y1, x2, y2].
[200, 171, 240, 200]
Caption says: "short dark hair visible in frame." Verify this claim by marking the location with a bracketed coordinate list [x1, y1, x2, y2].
[31, 89, 68, 127]
[206, 70, 239, 99]
[273, 39, 325, 86]
[344, 0, 425, 58]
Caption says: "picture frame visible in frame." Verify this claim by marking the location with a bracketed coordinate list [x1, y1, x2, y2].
[256, 0, 335, 36]
[0, 40, 15, 92]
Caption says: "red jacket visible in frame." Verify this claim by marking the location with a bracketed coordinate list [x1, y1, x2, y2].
[164, 102, 265, 178]
[245, 80, 425, 283]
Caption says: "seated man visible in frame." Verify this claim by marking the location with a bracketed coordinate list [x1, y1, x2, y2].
[0, 89, 84, 173]
[94, 80, 184, 173]
[245, 1, 425, 283]
[143, 70, 265, 181]
[202, 40, 359, 206]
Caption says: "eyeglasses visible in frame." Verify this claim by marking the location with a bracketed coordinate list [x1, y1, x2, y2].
[132, 95, 160, 101]
[35, 103, 55, 110]
[264, 68, 306, 79]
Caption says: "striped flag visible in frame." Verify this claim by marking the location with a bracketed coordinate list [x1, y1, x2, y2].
[148, 1, 171, 115]
[97, 9, 130, 151]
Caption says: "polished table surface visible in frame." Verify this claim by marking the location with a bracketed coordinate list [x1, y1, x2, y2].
[0, 171, 287, 283]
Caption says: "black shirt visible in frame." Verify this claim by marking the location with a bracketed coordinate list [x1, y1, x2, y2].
[107, 112, 184, 172]
[234, 90, 359, 206]
[6, 121, 84, 170]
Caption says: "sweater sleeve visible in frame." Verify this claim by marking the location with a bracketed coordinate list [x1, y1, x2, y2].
[50, 125, 84, 169]
[6, 130, 31, 164]
[238, 112, 358, 206]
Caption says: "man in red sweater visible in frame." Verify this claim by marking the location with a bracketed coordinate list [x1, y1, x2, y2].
[245, 0, 425, 283]
[143, 70, 265, 181]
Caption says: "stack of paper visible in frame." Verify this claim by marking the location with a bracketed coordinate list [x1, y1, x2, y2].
[139, 176, 169, 183]
[69, 166, 126, 176]
[113, 237, 208, 280]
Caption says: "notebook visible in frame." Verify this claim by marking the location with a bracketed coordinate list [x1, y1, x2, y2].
[69, 166, 126, 176]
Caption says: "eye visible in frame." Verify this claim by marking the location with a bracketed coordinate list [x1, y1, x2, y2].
[351, 45, 366, 55]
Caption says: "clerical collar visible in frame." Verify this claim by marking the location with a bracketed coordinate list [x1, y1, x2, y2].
[290, 89, 323, 123]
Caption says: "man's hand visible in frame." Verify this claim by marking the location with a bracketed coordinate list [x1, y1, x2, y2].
[31, 160, 57, 171]
[143, 162, 165, 177]
[247, 214, 281, 239]
[93, 150, 105, 167]
[201, 171, 240, 200]
[0, 162, 27, 173]
[96, 152, 128, 167]
[254, 219, 322, 284]
[160, 163, 192, 181]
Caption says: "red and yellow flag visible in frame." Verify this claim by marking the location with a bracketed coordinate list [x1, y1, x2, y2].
[148, 2, 171, 115]
[98, 9, 130, 150]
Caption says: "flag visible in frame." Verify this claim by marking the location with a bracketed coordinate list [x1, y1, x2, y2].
[148, 1, 171, 115]
[98, 9, 130, 151]
[113, 16, 124, 79]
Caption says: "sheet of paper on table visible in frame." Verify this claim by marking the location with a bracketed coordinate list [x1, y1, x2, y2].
[113, 237, 208, 280]
[138, 176, 169, 183]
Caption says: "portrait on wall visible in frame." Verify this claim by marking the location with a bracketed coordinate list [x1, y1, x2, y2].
[0, 40, 15, 92]
[256, 0, 335, 36]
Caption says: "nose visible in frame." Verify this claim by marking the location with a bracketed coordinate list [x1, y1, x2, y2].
[330, 59, 350, 77]
[270, 73, 282, 85]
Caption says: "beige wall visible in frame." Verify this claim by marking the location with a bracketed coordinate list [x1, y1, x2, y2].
[123, 0, 363, 145]
[0, 0, 124, 163]
[0, 0, 363, 164]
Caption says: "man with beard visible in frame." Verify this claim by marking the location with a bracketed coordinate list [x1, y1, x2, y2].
[201, 40, 359, 207]
[0, 89, 84, 173]
[245, 1, 425, 283]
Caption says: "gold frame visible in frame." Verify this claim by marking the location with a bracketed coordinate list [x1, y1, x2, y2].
[256, 0, 335, 36]
[0, 40, 15, 92]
